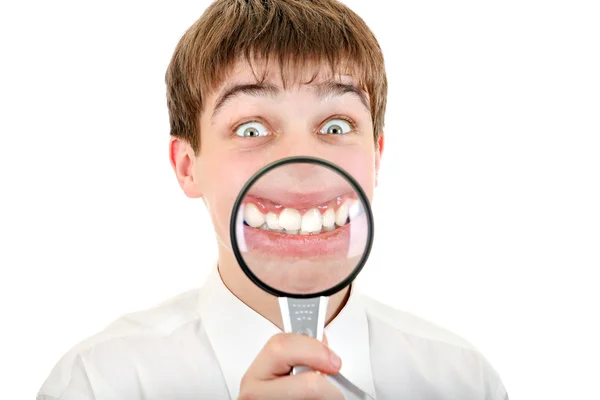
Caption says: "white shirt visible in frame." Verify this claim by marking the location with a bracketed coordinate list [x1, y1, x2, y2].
[37, 266, 508, 399]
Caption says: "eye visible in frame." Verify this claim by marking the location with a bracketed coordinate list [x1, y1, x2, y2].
[235, 121, 269, 137]
[319, 118, 353, 135]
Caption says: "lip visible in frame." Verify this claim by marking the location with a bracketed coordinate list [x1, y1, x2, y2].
[241, 223, 351, 258]
[243, 193, 357, 214]
[235, 208, 370, 295]
[237, 209, 369, 259]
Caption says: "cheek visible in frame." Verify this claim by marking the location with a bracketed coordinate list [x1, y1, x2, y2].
[195, 146, 376, 244]
[195, 156, 266, 242]
[330, 153, 377, 202]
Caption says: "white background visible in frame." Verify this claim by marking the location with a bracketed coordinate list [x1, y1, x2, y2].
[1, 1, 599, 399]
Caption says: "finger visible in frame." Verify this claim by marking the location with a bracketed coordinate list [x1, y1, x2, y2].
[240, 371, 344, 400]
[246, 333, 342, 380]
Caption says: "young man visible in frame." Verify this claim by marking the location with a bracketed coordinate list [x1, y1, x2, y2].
[38, 1, 508, 399]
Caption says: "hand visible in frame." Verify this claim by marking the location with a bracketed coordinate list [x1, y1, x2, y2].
[238, 333, 344, 400]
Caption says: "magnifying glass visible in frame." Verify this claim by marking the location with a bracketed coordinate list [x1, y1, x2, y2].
[230, 156, 374, 375]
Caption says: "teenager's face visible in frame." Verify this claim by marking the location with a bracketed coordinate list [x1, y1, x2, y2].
[175, 59, 383, 289]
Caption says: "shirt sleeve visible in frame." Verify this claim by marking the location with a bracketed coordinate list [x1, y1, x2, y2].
[37, 355, 97, 400]
[482, 356, 509, 400]
[495, 381, 509, 400]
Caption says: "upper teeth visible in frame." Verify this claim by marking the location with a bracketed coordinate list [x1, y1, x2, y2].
[322, 208, 335, 230]
[348, 200, 362, 220]
[279, 208, 302, 231]
[300, 208, 322, 234]
[335, 202, 349, 227]
[265, 212, 280, 230]
[243, 203, 265, 228]
[243, 199, 361, 234]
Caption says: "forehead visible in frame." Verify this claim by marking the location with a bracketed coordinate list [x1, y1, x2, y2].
[209, 57, 368, 98]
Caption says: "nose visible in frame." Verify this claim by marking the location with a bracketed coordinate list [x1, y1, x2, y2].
[266, 142, 330, 184]
[282, 163, 324, 182]
[253, 160, 350, 203]
[250, 133, 351, 201]
[266, 133, 328, 162]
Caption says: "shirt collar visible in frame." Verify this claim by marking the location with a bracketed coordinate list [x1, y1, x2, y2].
[197, 265, 376, 399]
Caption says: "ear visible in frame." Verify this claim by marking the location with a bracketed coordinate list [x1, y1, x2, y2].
[169, 137, 203, 198]
[375, 134, 384, 186]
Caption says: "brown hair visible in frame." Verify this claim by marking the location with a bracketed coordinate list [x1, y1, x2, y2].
[166, 0, 387, 153]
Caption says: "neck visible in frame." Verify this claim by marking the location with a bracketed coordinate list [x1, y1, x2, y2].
[217, 249, 351, 330]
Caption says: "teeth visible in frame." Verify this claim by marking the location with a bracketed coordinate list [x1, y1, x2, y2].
[244, 200, 357, 234]
[265, 212, 280, 230]
[300, 208, 322, 234]
[348, 200, 362, 220]
[279, 208, 302, 232]
[335, 201, 349, 226]
[322, 208, 335, 230]
[244, 203, 265, 228]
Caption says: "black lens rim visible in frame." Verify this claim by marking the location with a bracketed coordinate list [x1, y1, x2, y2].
[229, 156, 375, 299]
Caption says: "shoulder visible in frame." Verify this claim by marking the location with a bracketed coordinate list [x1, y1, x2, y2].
[356, 293, 508, 399]
[358, 293, 478, 350]
[37, 288, 203, 399]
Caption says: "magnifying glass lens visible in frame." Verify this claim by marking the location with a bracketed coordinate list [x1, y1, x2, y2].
[233, 160, 371, 296]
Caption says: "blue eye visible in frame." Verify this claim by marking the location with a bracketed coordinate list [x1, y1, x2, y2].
[235, 121, 269, 137]
[319, 119, 353, 135]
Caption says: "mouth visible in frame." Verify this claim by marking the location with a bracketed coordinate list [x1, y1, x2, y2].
[234, 192, 370, 295]
[237, 193, 368, 259]
[242, 193, 363, 235]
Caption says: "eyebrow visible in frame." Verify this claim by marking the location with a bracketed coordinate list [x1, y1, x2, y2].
[210, 81, 370, 122]
[313, 82, 370, 112]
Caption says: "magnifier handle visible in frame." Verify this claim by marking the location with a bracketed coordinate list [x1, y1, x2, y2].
[278, 297, 329, 375]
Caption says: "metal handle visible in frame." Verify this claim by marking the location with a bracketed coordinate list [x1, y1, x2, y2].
[279, 296, 329, 375]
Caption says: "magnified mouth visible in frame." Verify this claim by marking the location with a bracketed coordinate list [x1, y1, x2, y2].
[237, 192, 369, 262]
[242, 193, 363, 235]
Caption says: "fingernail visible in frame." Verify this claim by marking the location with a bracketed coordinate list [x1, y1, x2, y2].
[330, 351, 341, 369]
